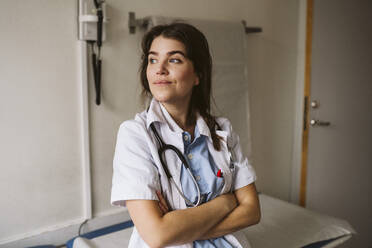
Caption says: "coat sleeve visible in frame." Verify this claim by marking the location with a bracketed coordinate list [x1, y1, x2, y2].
[111, 120, 161, 206]
[220, 118, 257, 191]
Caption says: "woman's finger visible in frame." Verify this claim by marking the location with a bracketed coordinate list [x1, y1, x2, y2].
[158, 199, 167, 211]
[156, 191, 168, 214]
[156, 191, 169, 212]
[158, 202, 168, 215]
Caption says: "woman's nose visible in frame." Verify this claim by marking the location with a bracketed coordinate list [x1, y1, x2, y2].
[156, 61, 168, 75]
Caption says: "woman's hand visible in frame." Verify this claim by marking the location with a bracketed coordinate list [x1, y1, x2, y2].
[156, 190, 170, 215]
[198, 183, 261, 240]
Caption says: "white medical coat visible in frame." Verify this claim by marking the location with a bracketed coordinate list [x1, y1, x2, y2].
[111, 99, 257, 248]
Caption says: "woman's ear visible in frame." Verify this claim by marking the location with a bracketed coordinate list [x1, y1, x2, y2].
[194, 76, 200, 86]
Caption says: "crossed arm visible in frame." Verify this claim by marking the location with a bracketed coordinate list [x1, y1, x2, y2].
[126, 183, 260, 248]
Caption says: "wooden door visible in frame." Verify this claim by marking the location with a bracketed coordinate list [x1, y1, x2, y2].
[304, 0, 372, 247]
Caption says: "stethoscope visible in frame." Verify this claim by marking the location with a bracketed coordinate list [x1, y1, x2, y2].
[150, 123, 202, 207]
[150, 122, 237, 207]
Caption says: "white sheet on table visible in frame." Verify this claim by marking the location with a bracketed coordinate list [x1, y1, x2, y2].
[244, 194, 355, 248]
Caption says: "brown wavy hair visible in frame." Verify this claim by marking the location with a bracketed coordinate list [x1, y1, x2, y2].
[140, 23, 221, 150]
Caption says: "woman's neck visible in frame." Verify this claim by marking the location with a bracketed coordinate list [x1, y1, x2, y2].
[161, 101, 195, 133]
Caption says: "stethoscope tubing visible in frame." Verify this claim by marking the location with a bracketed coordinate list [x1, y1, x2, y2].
[151, 123, 201, 207]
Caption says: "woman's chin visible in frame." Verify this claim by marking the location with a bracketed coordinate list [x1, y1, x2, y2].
[152, 93, 174, 103]
[153, 96, 170, 103]
[152, 92, 191, 106]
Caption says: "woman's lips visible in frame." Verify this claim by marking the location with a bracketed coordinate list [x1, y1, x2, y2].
[154, 80, 172, 85]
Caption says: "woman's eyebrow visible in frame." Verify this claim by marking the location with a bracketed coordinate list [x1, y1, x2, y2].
[148, 50, 186, 57]
[148, 51, 158, 56]
[168, 50, 186, 57]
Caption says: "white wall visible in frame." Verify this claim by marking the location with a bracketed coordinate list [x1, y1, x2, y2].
[0, 0, 300, 245]
[246, 0, 300, 200]
[0, 0, 83, 243]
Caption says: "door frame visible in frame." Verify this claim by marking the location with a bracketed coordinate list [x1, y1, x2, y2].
[290, 0, 312, 206]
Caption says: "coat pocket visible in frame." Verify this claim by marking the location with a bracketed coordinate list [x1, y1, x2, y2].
[210, 130, 233, 194]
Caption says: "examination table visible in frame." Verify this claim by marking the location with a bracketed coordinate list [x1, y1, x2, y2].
[67, 194, 355, 248]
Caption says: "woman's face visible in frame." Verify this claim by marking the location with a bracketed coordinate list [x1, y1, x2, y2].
[146, 36, 199, 106]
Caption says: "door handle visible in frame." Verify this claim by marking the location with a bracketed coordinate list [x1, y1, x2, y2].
[310, 119, 331, 126]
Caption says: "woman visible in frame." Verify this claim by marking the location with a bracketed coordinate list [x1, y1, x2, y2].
[111, 23, 260, 248]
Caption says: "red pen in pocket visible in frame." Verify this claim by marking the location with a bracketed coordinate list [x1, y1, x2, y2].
[217, 169, 223, 178]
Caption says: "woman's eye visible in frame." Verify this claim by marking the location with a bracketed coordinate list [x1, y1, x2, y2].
[169, 58, 181, 63]
[148, 58, 157, 64]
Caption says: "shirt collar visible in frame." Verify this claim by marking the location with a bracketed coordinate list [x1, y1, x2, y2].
[195, 112, 211, 139]
[146, 98, 167, 129]
[146, 98, 212, 139]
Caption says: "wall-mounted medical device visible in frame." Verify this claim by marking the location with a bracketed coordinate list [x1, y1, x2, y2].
[78, 0, 107, 42]
[78, 0, 108, 105]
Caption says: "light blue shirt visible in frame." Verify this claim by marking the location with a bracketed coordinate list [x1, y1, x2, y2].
[180, 127, 233, 248]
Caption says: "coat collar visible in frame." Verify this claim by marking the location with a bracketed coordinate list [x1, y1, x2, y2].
[146, 98, 212, 139]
